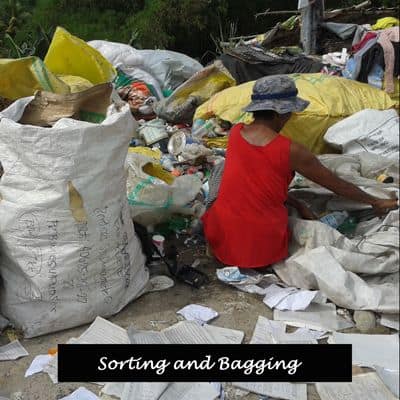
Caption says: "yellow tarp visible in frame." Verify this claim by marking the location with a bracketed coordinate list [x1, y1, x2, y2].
[195, 73, 396, 154]
[0, 57, 70, 100]
[372, 17, 399, 30]
[128, 146, 163, 160]
[58, 75, 93, 93]
[44, 27, 115, 85]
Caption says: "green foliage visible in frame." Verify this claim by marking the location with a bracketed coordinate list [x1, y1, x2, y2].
[0, 0, 398, 60]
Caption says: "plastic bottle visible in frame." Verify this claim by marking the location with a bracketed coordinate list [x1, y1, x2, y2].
[160, 155, 174, 172]
[192, 119, 215, 138]
[319, 211, 349, 229]
[337, 216, 358, 236]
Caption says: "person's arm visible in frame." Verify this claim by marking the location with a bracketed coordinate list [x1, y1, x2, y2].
[290, 143, 398, 215]
[286, 193, 317, 220]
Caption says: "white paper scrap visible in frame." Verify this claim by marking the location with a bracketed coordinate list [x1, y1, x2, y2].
[380, 314, 399, 331]
[234, 382, 307, 400]
[316, 372, 397, 400]
[121, 382, 169, 400]
[233, 274, 283, 295]
[177, 304, 218, 325]
[250, 316, 286, 344]
[263, 284, 321, 311]
[60, 387, 100, 400]
[159, 382, 219, 400]
[250, 316, 323, 345]
[203, 324, 244, 344]
[44, 337, 78, 384]
[0, 340, 28, 361]
[25, 354, 53, 377]
[101, 382, 125, 398]
[128, 321, 244, 346]
[77, 316, 129, 344]
[263, 285, 298, 308]
[328, 332, 399, 371]
[375, 366, 400, 398]
[274, 303, 354, 331]
[274, 289, 320, 311]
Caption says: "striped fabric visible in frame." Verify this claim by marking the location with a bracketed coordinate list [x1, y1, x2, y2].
[206, 160, 225, 209]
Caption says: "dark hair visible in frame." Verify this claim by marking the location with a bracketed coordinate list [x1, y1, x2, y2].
[252, 110, 277, 120]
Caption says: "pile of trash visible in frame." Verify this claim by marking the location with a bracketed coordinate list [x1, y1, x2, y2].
[0, 8, 399, 399]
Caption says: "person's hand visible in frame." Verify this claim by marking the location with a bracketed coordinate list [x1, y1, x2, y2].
[371, 198, 398, 216]
[297, 203, 317, 220]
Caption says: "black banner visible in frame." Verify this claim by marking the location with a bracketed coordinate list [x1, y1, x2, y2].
[58, 344, 352, 382]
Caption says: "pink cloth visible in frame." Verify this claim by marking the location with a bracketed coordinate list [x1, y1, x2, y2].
[377, 27, 400, 93]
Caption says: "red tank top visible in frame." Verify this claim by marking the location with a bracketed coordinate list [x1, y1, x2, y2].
[202, 123, 293, 268]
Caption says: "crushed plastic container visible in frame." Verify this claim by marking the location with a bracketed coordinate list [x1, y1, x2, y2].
[320, 211, 349, 229]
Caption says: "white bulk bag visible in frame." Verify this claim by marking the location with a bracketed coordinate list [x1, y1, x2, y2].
[0, 100, 149, 337]
[324, 109, 399, 160]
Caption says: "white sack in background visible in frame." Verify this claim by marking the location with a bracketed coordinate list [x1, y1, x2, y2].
[88, 40, 203, 92]
[324, 109, 399, 160]
[0, 100, 149, 338]
[88, 40, 163, 99]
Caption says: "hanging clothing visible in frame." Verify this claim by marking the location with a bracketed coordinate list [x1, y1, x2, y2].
[352, 32, 378, 53]
[377, 27, 400, 93]
[343, 37, 379, 81]
[358, 43, 385, 83]
[202, 124, 294, 268]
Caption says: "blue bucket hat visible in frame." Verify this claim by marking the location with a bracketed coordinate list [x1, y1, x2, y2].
[243, 75, 309, 114]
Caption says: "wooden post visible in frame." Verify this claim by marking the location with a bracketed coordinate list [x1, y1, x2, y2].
[301, 0, 324, 55]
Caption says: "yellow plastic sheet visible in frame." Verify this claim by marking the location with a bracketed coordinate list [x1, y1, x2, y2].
[58, 75, 93, 93]
[157, 60, 236, 123]
[372, 17, 399, 30]
[0, 57, 70, 100]
[142, 162, 175, 185]
[195, 74, 396, 154]
[128, 146, 163, 160]
[44, 27, 115, 85]
[204, 136, 229, 149]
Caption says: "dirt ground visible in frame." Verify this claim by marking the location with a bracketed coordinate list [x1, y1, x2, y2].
[0, 241, 384, 400]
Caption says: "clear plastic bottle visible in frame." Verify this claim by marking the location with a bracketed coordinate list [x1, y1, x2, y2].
[320, 211, 349, 229]
[192, 119, 215, 138]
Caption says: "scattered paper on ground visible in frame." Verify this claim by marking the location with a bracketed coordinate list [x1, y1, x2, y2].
[159, 382, 219, 400]
[216, 267, 282, 295]
[0, 340, 28, 361]
[233, 382, 307, 400]
[60, 387, 100, 400]
[251, 316, 325, 345]
[25, 354, 54, 377]
[121, 382, 169, 400]
[77, 317, 129, 344]
[380, 314, 399, 330]
[177, 304, 218, 325]
[263, 284, 321, 311]
[128, 321, 243, 345]
[233, 316, 309, 400]
[316, 372, 397, 400]
[328, 332, 399, 370]
[101, 382, 124, 399]
[274, 303, 354, 331]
